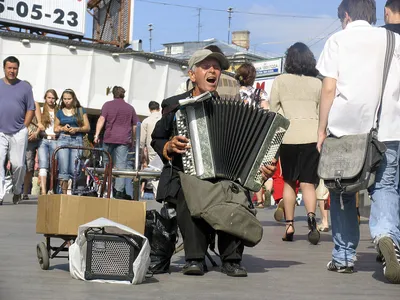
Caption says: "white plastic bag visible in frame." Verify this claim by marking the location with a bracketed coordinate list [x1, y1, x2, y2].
[69, 217, 150, 285]
[316, 179, 329, 201]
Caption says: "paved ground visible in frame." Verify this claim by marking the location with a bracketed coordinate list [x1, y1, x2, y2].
[0, 194, 399, 300]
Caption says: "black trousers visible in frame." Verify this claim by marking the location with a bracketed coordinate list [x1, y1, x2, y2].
[171, 188, 244, 262]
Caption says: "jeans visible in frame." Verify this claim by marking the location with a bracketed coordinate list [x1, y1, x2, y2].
[38, 139, 58, 170]
[0, 127, 28, 199]
[329, 191, 360, 267]
[57, 134, 82, 181]
[369, 141, 400, 249]
[103, 143, 128, 193]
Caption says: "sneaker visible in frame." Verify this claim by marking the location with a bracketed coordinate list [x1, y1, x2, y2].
[182, 260, 206, 276]
[0, 199, 3, 205]
[326, 261, 354, 273]
[13, 194, 21, 205]
[378, 237, 400, 284]
[22, 194, 29, 200]
[221, 262, 247, 277]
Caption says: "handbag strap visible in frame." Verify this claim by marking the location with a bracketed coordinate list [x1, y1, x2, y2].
[375, 30, 396, 131]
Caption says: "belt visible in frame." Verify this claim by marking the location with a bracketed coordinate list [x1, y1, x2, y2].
[45, 135, 57, 140]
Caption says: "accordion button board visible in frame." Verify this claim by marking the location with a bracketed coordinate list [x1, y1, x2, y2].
[175, 92, 290, 192]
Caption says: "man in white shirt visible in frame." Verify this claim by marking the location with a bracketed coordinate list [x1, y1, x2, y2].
[317, 0, 400, 283]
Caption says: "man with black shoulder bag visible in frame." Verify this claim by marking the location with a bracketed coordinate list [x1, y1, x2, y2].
[316, 0, 400, 283]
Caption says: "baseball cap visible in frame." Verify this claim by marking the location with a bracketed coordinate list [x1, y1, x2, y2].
[188, 49, 230, 70]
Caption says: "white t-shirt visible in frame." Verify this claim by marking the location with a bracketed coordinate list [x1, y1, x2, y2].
[317, 21, 400, 141]
[40, 107, 56, 135]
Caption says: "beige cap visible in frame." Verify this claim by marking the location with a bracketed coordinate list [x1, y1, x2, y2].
[188, 49, 230, 70]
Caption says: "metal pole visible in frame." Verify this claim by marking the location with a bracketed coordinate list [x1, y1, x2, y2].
[133, 122, 141, 200]
[227, 7, 233, 44]
[148, 23, 153, 52]
[197, 8, 201, 42]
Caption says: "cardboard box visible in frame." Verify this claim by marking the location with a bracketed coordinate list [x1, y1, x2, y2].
[36, 195, 146, 235]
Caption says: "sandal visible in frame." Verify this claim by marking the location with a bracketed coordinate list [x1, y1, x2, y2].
[255, 202, 264, 209]
[282, 220, 295, 242]
[317, 224, 330, 232]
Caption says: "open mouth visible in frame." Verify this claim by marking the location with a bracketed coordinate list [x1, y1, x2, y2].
[206, 77, 217, 84]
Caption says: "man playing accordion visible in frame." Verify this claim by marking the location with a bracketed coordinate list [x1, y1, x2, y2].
[151, 49, 276, 277]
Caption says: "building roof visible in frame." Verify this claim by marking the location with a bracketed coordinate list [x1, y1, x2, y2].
[161, 38, 271, 61]
[0, 30, 187, 66]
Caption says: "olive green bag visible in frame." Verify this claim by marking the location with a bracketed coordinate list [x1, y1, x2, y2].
[179, 172, 263, 247]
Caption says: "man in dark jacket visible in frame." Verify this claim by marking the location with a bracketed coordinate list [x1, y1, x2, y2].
[384, 0, 400, 34]
[151, 49, 276, 277]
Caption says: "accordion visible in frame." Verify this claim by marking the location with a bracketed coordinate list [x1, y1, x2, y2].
[175, 92, 290, 192]
[84, 228, 143, 282]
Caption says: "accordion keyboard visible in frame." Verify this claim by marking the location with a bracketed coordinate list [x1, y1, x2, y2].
[175, 110, 196, 175]
[254, 128, 286, 184]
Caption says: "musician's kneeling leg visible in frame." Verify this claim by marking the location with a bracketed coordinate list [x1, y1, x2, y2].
[218, 232, 247, 277]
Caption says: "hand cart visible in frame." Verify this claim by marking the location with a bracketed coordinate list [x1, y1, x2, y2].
[36, 146, 113, 270]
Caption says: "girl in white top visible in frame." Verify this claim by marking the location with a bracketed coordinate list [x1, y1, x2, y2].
[37, 89, 59, 195]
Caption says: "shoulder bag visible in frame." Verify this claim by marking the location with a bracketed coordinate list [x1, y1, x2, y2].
[317, 30, 395, 193]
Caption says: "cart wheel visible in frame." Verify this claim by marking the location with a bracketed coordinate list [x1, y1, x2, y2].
[37, 242, 50, 270]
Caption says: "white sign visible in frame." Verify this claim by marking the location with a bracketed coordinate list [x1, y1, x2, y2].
[253, 58, 283, 77]
[0, 0, 86, 36]
[254, 77, 277, 96]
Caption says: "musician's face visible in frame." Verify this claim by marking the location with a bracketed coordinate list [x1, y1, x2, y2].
[189, 57, 221, 94]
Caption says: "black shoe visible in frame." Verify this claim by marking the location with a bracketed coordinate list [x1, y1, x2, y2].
[221, 262, 247, 277]
[326, 260, 354, 273]
[114, 191, 126, 200]
[182, 260, 206, 276]
[13, 194, 21, 205]
[378, 237, 400, 284]
[0, 199, 3, 205]
[307, 212, 320, 245]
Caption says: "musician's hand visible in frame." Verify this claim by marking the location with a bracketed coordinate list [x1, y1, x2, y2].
[260, 159, 277, 182]
[167, 135, 190, 154]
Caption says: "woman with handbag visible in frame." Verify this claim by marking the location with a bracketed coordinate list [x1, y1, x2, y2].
[269, 42, 322, 244]
[54, 89, 90, 194]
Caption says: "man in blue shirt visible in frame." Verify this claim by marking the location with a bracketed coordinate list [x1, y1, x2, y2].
[0, 56, 35, 205]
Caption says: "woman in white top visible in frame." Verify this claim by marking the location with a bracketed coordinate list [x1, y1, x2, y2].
[235, 63, 272, 208]
[37, 89, 59, 195]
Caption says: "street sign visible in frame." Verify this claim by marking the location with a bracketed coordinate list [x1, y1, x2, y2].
[0, 0, 86, 36]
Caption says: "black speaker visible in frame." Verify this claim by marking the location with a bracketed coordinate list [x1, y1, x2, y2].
[84, 228, 143, 281]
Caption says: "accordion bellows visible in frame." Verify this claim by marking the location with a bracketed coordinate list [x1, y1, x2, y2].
[175, 92, 290, 192]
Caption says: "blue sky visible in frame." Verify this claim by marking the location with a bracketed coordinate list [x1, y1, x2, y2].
[86, 0, 388, 58]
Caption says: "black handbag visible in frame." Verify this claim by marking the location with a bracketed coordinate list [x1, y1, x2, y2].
[317, 30, 395, 193]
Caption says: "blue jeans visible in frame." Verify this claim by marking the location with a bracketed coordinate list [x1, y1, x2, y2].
[369, 141, 400, 249]
[57, 134, 82, 181]
[103, 143, 128, 193]
[330, 191, 360, 267]
[38, 139, 58, 170]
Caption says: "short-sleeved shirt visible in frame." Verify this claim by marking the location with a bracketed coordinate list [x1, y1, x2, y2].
[0, 79, 35, 134]
[56, 107, 86, 137]
[316, 21, 400, 141]
[239, 86, 268, 107]
[101, 98, 139, 145]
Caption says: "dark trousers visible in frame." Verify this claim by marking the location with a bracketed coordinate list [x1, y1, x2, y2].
[172, 188, 244, 262]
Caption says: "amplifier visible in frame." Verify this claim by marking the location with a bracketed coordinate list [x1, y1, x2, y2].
[84, 228, 142, 282]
